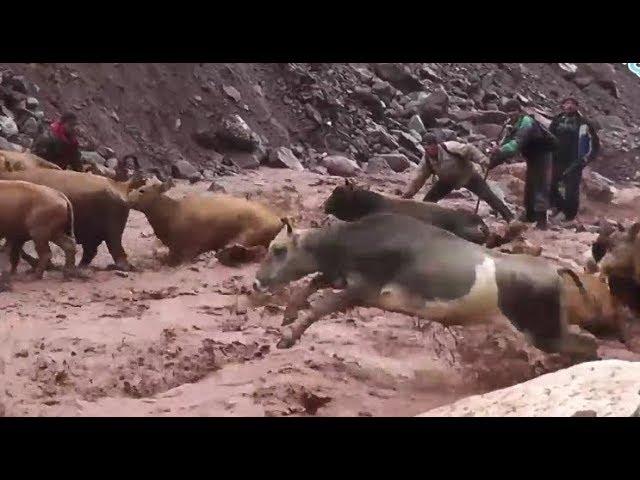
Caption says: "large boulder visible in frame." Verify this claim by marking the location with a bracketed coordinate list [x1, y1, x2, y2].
[80, 151, 107, 167]
[372, 63, 423, 94]
[408, 88, 450, 127]
[417, 360, 640, 417]
[370, 153, 410, 173]
[365, 157, 395, 175]
[351, 87, 386, 118]
[473, 123, 504, 139]
[392, 130, 425, 158]
[583, 169, 615, 203]
[574, 63, 619, 98]
[267, 147, 304, 171]
[322, 155, 361, 177]
[0, 116, 18, 138]
[473, 110, 508, 125]
[408, 114, 426, 135]
[216, 114, 261, 152]
[171, 159, 202, 182]
[224, 152, 260, 170]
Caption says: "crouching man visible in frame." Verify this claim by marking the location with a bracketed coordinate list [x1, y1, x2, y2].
[402, 133, 514, 222]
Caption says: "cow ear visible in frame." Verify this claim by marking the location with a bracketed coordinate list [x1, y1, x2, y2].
[160, 179, 175, 193]
[281, 217, 293, 235]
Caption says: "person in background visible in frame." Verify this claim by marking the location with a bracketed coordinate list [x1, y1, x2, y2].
[549, 97, 601, 221]
[32, 112, 83, 171]
[402, 133, 514, 222]
[488, 99, 558, 230]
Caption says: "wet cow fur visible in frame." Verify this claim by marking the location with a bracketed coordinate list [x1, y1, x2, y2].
[0, 163, 145, 271]
[127, 179, 283, 265]
[0, 179, 77, 280]
[254, 213, 597, 359]
[591, 222, 640, 314]
[324, 179, 490, 244]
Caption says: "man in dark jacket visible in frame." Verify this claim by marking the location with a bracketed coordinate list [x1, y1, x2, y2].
[32, 112, 83, 171]
[402, 133, 514, 221]
[549, 97, 600, 221]
[489, 99, 557, 230]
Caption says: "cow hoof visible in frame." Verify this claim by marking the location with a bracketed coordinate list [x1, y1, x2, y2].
[64, 269, 89, 280]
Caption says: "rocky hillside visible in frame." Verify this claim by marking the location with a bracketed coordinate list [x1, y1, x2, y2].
[2, 63, 640, 182]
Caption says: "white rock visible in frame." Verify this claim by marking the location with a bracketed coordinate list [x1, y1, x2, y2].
[417, 360, 640, 417]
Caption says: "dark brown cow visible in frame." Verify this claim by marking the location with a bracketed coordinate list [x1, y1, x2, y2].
[253, 213, 597, 359]
[324, 179, 490, 244]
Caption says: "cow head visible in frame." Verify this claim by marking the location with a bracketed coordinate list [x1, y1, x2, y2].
[323, 178, 377, 221]
[596, 221, 640, 281]
[253, 217, 318, 292]
[127, 178, 175, 210]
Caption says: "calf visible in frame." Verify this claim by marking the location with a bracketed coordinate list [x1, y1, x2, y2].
[0, 179, 77, 280]
[253, 213, 597, 359]
[324, 179, 490, 244]
[591, 222, 640, 314]
[127, 179, 283, 265]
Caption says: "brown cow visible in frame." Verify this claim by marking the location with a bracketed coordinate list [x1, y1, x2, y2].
[0, 179, 77, 280]
[591, 221, 640, 314]
[0, 150, 62, 172]
[127, 179, 283, 266]
[0, 161, 146, 271]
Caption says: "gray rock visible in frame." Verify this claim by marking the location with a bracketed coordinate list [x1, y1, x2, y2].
[80, 151, 107, 167]
[16, 134, 32, 149]
[416, 88, 450, 127]
[575, 63, 619, 98]
[373, 63, 423, 93]
[0, 136, 14, 151]
[368, 128, 399, 150]
[583, 169, 615, 202]
[0, 116, 18, 138]
[26, 97, 39, 110]
[7, 75, 29, 94]
[352, 87, 386, 118]
[371, 153, 410, 173]
[408, 114, 426, 134]
[20, 117, 39, 136]
[223, 85, 242, 103]
[408, 130, 422, 142]
[33, 111, 45, 120]
[225, 152, 260, 170]
[216, 114, 261, 152]
[105, 158, 119, 169]
[448, 110, 478, 122]
[97, 146, 116, 159]
[365, 157, 393, 175]
[392, 130, 425, 157]
[305, 103, 322, 124]
[268, 147, 304, 171]
[208, 182, 227, 193]
[473, 123, 504, 139]
[322, 155, 361, 177]
[429, 128, 457, 142]
[597, 115, 625, 131]
[371, 80, 397, 103]
[467, 133, 487, 143]
[473, 110, 508, 125]
[171, 159, 200, 180]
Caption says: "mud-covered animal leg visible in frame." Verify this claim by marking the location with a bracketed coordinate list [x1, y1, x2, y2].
[105, 234, 132, 271]
[31, 238, 52, 280]
[282, 274, 334, 325]
[51, 233, 86, 279]
[278, 286, 362, 349]
[9, 240, 25, 274]
[79, 241, 100, 269]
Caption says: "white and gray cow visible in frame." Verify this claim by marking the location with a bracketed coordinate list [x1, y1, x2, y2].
[253, 213, 597, 358]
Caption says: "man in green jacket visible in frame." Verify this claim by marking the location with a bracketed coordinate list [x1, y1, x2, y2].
[489, 100, 557, 230]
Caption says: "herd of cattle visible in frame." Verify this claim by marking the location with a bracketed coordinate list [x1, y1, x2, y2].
[1, 148, 639, 361]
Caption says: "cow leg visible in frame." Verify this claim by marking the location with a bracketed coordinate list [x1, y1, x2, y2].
[79, 241, 100, 269]
[282, 274, 334, 325]
[277, 286, 362, 349]
[105, 234, 131, 271]
[20, 248, 59, 272]
[51, 233, 86, 279]
[32, 238, 52, 280]
[9, 240, 25, 274]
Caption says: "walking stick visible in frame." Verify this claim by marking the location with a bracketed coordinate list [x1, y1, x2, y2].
[474, 122, 511, 215]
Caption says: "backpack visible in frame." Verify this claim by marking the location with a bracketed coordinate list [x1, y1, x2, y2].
[526, 116, 559, 153]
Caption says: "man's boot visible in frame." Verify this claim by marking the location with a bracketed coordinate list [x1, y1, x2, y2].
[535, 211, 548, 231]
